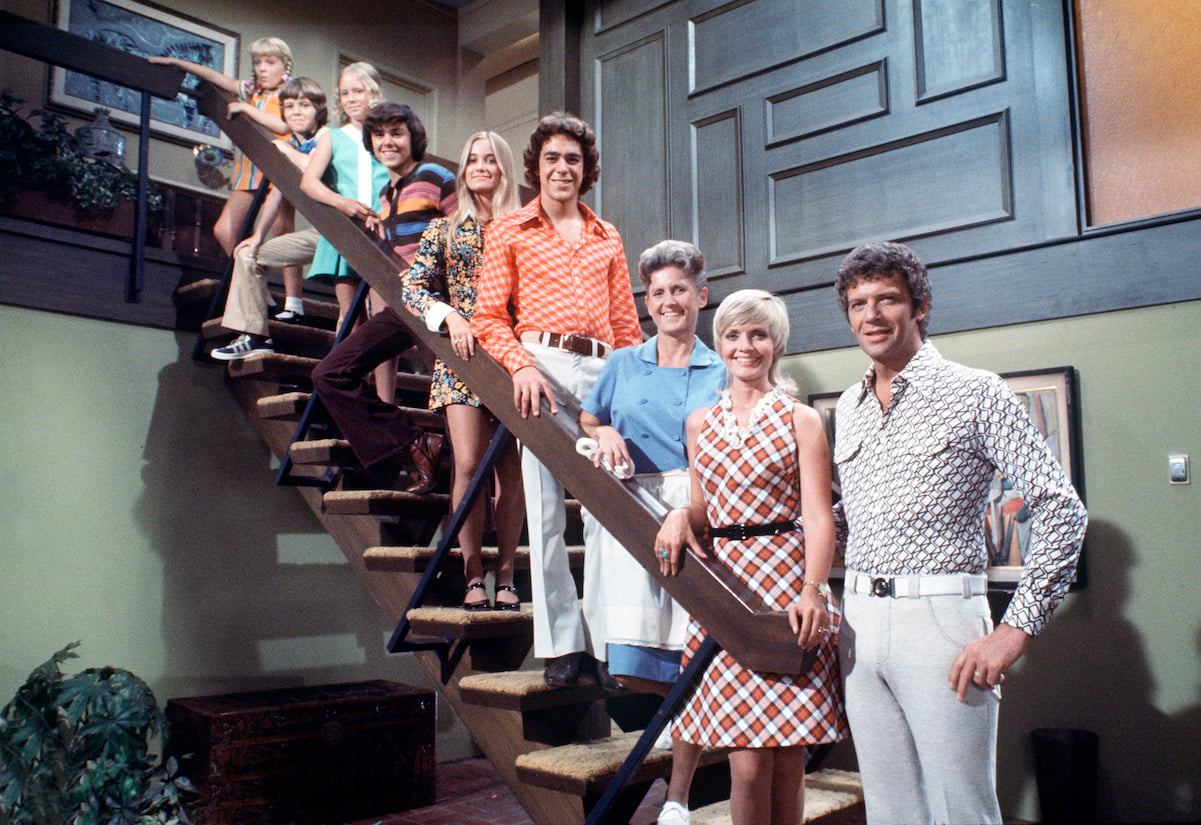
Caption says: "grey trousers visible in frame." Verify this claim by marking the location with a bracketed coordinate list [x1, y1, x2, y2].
[839, 586, 1003, 825]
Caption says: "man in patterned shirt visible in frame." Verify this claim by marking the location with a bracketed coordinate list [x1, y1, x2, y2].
[473, 113, 643, 686]
[831, 241, 1087, 824]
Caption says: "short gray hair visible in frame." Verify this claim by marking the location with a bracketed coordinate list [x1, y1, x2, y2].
[637, 239, 707, 290]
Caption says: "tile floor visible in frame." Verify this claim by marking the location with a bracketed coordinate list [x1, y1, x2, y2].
[340, 756, 665, 825]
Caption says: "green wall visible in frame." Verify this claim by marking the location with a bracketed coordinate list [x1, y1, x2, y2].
[0, 304, 473, 763]
[2, 298, 1198, 820]
[786, 299, 1201, 823]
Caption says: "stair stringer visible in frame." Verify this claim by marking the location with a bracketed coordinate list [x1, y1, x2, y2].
[225, 375, 586, 825]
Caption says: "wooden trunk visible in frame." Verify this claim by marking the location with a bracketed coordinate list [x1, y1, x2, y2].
[165, 680, 435, 825]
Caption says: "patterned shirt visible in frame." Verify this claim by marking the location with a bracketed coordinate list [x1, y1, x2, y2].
[835, 342, 1087, 635]
[379, 163, 458, 266]
[471, 196, 643, 374]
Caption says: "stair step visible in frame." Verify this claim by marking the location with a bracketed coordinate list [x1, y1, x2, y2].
[322, 488, 450, 515]
[690, 769, 864, 824]
[363, 544, 585, 573]
[175, 278, 340, 321]
[201, 315, 335, 347]
[227, 353, 434, 392]
[514, 730, 728, 797]
[175, 277, 219, 304]
[458, 670, 612, 712]
[258, 393, 442, 428]
[290, 433, 445, 469]
[405, 605, 532, 640]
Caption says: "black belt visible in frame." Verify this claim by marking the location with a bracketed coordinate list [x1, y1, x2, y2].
[709, 519, 797, 541]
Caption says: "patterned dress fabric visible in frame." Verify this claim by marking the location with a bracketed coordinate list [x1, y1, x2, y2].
[401, 217, 486, 410]
[675, 387, 848, 748]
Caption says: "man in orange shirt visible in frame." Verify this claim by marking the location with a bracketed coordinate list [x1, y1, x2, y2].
[473, 113, 643, 686]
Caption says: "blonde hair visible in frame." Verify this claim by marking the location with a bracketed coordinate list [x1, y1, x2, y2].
[335, 62, 383, 125]
[713, 288, 796, 393]
[249, 37, 293, 77]
[445, 132, 520, 245]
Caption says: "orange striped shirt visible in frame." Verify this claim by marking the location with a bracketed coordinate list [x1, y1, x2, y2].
[472, 196, 643, 374]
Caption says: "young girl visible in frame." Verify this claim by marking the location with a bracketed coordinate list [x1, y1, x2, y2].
[211, 77, 328, 360]
[150, 37, 295, 257]
[400, 132, 524, 609]
[655, 289, 847, 825]
[298, 62, 393, 395]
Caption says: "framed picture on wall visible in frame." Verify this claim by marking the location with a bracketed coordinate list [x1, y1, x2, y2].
[50, 0, 238, 148]
[808, 365, 1085, 590]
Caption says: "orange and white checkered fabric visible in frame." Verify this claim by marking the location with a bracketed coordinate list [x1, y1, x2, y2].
[674, 389, 849, 748]
[471, 197, 643, 374]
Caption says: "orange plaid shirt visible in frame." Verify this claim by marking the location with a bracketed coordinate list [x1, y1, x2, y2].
[472, 196, 643, 373]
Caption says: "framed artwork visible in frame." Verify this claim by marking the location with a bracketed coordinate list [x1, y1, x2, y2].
[809, 366, 1085, 589]
[50, 0, 238, 148]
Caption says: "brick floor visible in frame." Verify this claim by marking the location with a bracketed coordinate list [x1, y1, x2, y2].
[338, 757, 666, 825]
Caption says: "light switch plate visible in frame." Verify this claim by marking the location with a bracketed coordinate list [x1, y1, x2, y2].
[1169, 454, 1190, 485]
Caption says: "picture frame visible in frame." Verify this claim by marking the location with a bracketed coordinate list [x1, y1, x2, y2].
[809, 366, 1085, 590]
[50, 0, 239, 149]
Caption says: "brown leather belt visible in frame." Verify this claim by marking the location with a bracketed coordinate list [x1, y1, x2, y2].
[523, 331, 611, 358]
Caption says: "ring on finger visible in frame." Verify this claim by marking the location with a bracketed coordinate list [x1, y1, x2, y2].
[657, 548, 669, 559]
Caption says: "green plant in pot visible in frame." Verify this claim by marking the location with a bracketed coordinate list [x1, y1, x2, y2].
[0, 643, 194, 825]
[0, 91, 161, 214]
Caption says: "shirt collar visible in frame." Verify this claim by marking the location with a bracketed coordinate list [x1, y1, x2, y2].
[517, 195, 613, 239]
[634, 335, 722, 367]
[855, 340, 941, 405]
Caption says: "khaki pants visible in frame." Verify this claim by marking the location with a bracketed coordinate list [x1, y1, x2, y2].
[221, 228, 319, 336]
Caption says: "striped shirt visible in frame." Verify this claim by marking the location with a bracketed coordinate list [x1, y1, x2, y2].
[472, 196, 643, 374]
[229, 85, 287, 191]
[378, 163, 457, 266]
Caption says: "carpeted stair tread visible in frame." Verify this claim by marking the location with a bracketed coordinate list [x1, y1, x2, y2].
[322, 488, 450, 515]
[458, 670, 613, 712]
[405, 605, 533, 640]
[688, 769, 864, 824]
[227, 353, 434, 390]
[290, 432, 444, 469]
[259, 393, 442, 427]
[363, 544, 584, 572]
[201, 315, 335, 347]
[514, 730, 728, 796]
[174, 277, 220, 304]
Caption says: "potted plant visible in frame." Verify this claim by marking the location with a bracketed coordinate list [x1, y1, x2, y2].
[0, 91, 161, 236]
[0, 642, 194, 825]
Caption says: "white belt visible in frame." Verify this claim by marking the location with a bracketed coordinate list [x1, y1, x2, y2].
[845, 569, 987, 598]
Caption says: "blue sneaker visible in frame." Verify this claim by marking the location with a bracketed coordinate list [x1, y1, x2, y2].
[211, 334, 273, 361]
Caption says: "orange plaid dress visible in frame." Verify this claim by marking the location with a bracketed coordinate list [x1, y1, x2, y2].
[674, 387, 848, 748]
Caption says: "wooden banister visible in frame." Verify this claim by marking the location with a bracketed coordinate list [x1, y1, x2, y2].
[197, 84, 808, 675]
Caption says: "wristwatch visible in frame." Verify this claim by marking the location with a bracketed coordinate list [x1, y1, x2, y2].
[802, 580, 832, 598]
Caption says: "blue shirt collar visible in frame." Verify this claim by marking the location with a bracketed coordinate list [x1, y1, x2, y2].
[635, 335, 723, 368]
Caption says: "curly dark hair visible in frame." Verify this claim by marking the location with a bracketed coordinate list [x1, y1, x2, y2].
[522, 112, 600, 196]
[362, 102, 427, 163]
[835, 241, 932, 338]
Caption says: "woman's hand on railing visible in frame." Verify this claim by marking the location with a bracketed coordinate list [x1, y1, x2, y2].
[445, 311, 475, 360]
[655, 508, 707, 577]
[787, 586, 831, 650]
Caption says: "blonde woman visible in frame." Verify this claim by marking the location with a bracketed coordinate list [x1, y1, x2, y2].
[401, 132, 524, 609]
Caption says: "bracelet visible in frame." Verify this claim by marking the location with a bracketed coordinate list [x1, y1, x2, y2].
[802, 581, 832, 598]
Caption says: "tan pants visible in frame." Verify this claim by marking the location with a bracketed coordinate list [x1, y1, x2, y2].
[221, 227, 319, 336]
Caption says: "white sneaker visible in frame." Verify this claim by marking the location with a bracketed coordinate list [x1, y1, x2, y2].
[658, 800, 690, 825]
[211, 334, 273, 361]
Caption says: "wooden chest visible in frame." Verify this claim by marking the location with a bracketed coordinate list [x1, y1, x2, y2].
[165, 680, 435, 825]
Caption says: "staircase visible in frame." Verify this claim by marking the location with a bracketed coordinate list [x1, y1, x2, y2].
[184, 83, 864, 825]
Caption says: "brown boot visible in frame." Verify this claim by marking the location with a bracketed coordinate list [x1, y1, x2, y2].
[404, 432, 444, 494]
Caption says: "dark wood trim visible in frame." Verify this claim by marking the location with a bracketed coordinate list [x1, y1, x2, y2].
[0, 10, 182, 99]
[539, 0, 585, 115]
